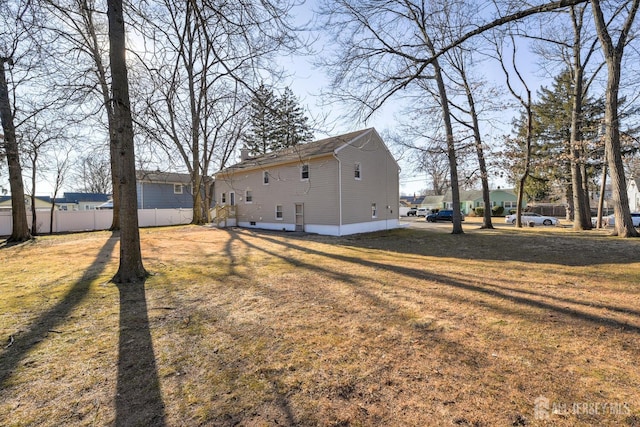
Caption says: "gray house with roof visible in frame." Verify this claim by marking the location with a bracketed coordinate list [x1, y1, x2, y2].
[213, 128, 400, 236]
[55, 192, 110, 211]
[136, 170, 195, 209]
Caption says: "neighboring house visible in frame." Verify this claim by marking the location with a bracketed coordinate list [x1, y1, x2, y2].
[136, 170, 195, 209]
[440, 188, 525, 214]
[628, 178, 640, 212]
[0, 195, 57, 211]
[55, 192, 111, 211]
[400, 195, 425, 206]
[214, 128, 400, 236]
[419, 195, 445, 211]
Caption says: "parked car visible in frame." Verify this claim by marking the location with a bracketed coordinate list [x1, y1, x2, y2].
[600, 213, 640, 227]
[417, 208, 430, 217]
[406, 207, 417, 216]
[505, 212, 558, 226]
[426, 210, 464, 222]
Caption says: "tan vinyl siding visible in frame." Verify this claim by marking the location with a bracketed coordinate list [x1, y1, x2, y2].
[337, 132, 400, 225]
[214, 128, 400, 235]
[216, 155, 340, 226]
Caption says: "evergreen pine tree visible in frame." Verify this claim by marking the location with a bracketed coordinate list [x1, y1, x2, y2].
[243, 84, 278, 156]
[243, 85, 313, 156]
[508, 70, 604, 201]
[274, 87, 314, 151]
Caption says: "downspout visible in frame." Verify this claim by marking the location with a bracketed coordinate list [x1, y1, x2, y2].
[139, 181, 144, 209]
[334, 152, 342, 235]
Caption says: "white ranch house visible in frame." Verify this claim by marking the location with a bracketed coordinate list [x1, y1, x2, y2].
[213, 128, 400, 236]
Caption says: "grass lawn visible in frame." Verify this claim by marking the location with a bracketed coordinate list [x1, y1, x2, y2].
[1, 222, 640, 426]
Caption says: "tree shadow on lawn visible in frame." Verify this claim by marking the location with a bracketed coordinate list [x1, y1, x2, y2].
[223, 229, 569, 424]
[0, 233, 118, 388]
[115, 279, 166, 427]
[235, 228, 640, 335]
[0, 232, 166, 426]
[340, 227, 640, 267]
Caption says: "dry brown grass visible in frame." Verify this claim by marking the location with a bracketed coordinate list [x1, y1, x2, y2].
[1, 223, 640, 426]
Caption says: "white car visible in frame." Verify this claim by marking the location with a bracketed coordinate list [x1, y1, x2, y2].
[505, 212, 558, 226]
[601, 213, 640, 227]
[416, 208, 430, 217]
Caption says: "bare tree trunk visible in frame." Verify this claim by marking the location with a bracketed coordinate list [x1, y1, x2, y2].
[581, 161, 591, 218]
[565, 183, 574, 220]
[84, 0, 121, 231]
[433, 58, 463, 234]
[463, 79, 493, 229]
[591, 0, 639, 237]
[0, 58, 31, 242]
[108, 0, 147, 283]
[569, 27, 592, 230]
[596, 153, 607, 228]
[30, 155, 38, 235]
[516, 102, 532, 228]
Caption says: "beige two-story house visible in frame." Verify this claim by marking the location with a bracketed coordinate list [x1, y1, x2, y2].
[214, 128, 400, 236]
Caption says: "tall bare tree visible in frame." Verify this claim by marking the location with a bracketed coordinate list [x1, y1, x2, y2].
[108, 0, 147, 283]
[526, 4, 606, 229]
[0, 57, 31, 242]
[74, 153, 112, 194]
[49, 148, 72, 235]
[445, 46, 497, 229]
[42, 0, 121, 230]
[319, 0, 468, 233]
[0, 0, 36, 242]
[492, 32, 535, 228]
[591, 0, 640, 237]
[136, 0, 300, 224]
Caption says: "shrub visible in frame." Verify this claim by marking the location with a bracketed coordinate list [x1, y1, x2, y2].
[474, 207, 484, 216]
[492, 205, 504, 216]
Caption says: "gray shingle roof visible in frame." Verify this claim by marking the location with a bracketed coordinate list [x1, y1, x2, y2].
[219, 128, 374, 173]
[60, 192, 110, 203]
[136, 170, 193, 184]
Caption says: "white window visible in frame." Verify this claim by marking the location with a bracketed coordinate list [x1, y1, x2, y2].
[301, 164, 309, 180]
[221, 192, 226, 204]
[504, 201, 517, 209]
[245, 190, 253, 203]
[371, 203, 377, 218]
[275, 205, 283, 220]
[263, 171, 269, 185]
[354, 163, 361, 180]
[174, 184, 183, 194]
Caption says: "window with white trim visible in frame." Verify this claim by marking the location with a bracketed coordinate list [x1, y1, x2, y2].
[174, 183, 183, 194]
[354, 162, 361, 180]
[221, 192, 226, 204]
[301, 164, 309, 180]
[504, 201, 517, 209]
[275, 205, 283, 220]
[245, 190, 253, 203]
[371, 203, 377, 218]
[263, 171, 269, 185]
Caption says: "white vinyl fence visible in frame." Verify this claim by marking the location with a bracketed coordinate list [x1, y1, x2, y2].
[0, 208, 193, 236]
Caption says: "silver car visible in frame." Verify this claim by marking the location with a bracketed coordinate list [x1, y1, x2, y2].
[505, 212, 558, 226]
[601, 213, 640, 227]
